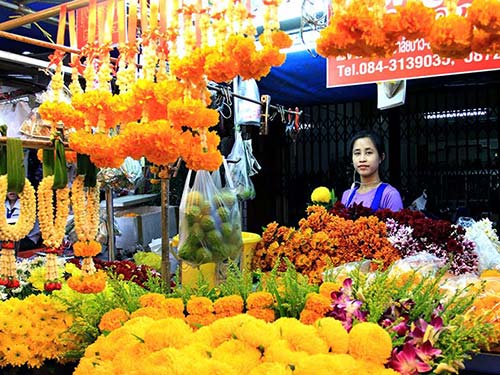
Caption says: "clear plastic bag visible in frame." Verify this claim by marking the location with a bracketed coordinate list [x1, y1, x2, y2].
[234, 76, 261, 127]
[178, 166, 243, 266]
[227, 130, 255, 200]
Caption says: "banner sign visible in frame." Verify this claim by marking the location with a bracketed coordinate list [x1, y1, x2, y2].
[326, 0, 500, 87]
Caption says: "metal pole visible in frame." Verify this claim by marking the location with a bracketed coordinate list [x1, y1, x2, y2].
[0, 1, 62, 26]
[160, 175, 171, 292]
[0, 0, 107, 31]
[104, 185, 115, 261]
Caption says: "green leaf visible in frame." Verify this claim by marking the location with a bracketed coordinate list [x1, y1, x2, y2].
[6, 138, 25, 193]
[43, 149, 55, 177]
[53, 139, 68, 189]
[0, 125, 7, 175]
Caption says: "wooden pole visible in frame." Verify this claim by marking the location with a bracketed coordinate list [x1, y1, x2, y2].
[160, 172, 171, 292]
[0, 31, 80, 54]
[0, 136, 69, 150]
[0, 0, 108, 31]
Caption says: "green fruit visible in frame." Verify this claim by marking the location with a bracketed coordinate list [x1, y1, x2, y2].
[220, 190, 236, 207]
[194, 247, 213, 264]
[205, 229, 223, 249]
[188, 223, 204, 242]
[220, 222, 233, 238]
[185, 205, 202, 224]
[239, 188, 255, 200]
[186, 191, 203, 206]
[200, 215, 216, 231]
[217, 206, 231, 222]
[212, 245, 231, 262]
[228, 244, 242, 259]
[200, 201, 212, 215]
[178, 243, 196, 262]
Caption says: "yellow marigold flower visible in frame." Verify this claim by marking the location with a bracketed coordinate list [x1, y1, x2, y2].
[348, 322, 392, 365]
[246, 308, 276, 322]
[99, 308, 130, 332]
[319, 282, 342, 298]
[481, 269, 500, 278]
[130, 307, 169, 320]
[185, 313, 216, 329]
[246, 291, 274, 309]
[143, 318, 193, 351]
[294, 353, 359, 375]
[249, 362, 291, 375]
[314, 318, 349, 354]
[273, 317, 329, 355]
[233, 318, 279, 350]
[311, 187, 331, 204]
[214, 295, 244, 317]
[263, 339, 307, 365]
[186, 296, 214, 315]
[211, 339, 262, 374]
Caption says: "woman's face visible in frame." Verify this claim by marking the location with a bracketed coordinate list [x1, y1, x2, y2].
[352, 137, 383, 179]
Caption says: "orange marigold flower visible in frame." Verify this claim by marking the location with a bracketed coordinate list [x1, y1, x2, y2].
[246, 308, 276, 322]
[130, 307, 169, 320]
[73, 240, 101, 257]
[468, 0, 500, 33]
[299, 309, 323, 325]
[396, 0, 435, 41]
[186, 296, 214, 315]
[67, 270, 107, 294]
[214, 295, 244, 317]
[139, 293, 168, 308]
[98, 308, 130, 331]
[428, 14, 472, 59]
[246, 291, 274, 310]
[303, 293, 332, 315]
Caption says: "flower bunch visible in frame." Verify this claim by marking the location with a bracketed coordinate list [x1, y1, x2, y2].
[67, 270, 107, 294]
[246, 291, 276, 322]
[73, 313, 394, 375]
[329, 205, 479, 275]
[0, 294, 75, 368]
[320, 266, 496, 374]
[185, 296, 216, 328]
[309, 186, 337, 210]
[98, 307, 130, 332]
[253, 206, 400, 283]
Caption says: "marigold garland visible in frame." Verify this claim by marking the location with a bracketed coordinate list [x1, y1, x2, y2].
[428, 13, 473, 59]
[0, 176, 36, 241]
[73, 240, 102, 258]
[37, 175, 70, 249]
[71, 175, 100, 242]
[467, 0, 500, 33]
[67, 269, 107, 294]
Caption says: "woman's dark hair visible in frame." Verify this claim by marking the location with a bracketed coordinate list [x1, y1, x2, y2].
[348, 129, 385, 158]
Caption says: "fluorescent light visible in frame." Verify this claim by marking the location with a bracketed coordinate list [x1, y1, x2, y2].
[423, 108, 488, 120]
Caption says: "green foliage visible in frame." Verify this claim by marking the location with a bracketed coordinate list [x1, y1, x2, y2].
[216, 261, 255, 302]
[264, 259, 317, 319]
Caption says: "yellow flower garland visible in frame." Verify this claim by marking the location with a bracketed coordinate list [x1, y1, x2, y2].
[37, 175, 70, 249]
[71, 175, 100, 242]
[0, 175, 36, 241]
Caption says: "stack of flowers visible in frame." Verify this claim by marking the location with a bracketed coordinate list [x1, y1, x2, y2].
[316, 0, 500, 59]
[74, 313, 396, 375]
[253, 205, 401, 283]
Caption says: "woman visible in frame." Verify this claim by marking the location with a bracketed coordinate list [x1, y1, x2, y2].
[341, 130, 403, 211]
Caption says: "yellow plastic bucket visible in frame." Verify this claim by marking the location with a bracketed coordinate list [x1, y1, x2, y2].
[171, 231, 262, 287]
[240, 232, 262, 273]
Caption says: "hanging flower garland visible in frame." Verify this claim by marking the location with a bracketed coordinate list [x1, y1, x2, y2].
[428, 0, 473, 60]
[71, 175, 100, 242]
[0, 176, 36, 241]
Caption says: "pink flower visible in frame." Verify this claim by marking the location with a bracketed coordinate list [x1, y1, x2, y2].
[388, 343, 433, 375]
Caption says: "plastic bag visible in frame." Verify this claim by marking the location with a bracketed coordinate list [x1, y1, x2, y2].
[243, 138, 261, 177]
[234, 76, 261, 127]
[227, 130, 256, 200]
[178, 168, 243, 266]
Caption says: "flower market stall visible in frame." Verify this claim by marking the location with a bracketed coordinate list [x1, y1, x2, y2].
[0, 0, 500, 375]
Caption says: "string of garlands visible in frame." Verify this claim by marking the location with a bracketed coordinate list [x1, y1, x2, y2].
[0, 138, 37, 288]
[38, 0, 292, 173]
[316, 0, 500, 59]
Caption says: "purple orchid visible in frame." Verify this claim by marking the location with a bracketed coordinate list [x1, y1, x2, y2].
[388, 343, 433, 375]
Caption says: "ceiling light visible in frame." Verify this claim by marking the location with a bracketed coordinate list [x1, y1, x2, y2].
[423, 108, 489, 120]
